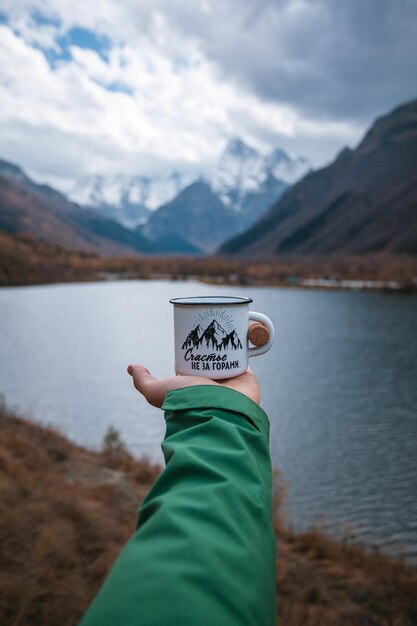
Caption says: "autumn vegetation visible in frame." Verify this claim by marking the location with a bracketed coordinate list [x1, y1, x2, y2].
[1, 401, 416, 626]
[1, 231, 417, 290]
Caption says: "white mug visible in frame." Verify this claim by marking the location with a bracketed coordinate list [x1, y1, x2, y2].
[170, 296, 274, 380]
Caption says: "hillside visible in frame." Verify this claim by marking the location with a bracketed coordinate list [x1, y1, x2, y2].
[1, 404, 416, 626]
[139, 180, 238, 253]
[0, 160, 153, 256]
[220, 100, 417, 256]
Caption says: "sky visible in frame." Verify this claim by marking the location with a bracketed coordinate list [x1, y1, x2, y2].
[0, 0, 416, 191]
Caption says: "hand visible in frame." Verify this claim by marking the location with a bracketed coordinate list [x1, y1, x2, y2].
[127, 365, 260, 408]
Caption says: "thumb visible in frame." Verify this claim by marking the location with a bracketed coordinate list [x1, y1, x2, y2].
[127, 364, 158, 397]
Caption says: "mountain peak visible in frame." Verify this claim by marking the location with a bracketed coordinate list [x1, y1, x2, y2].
[335, 146, 353, 162]
[358, 99, 417, 154]
[170, 179, 219, 203]
[266, 149, 310, 184]
[220, 98, 417, 257]
[0, 158, 30, 185]
[266, 148, 291, 165]
[211, 139, 309, 202]
[223, 138, 259, 159]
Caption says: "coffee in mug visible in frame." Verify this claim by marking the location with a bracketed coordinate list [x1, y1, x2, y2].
[170, 296, 274, 380]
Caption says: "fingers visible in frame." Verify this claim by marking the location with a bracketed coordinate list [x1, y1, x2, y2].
[127, 364, 161, 406]
[127, 363, 260, 408]
[127, 364, 156, 390]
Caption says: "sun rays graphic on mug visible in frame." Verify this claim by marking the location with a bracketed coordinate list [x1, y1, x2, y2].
[193, 308, 234, 333]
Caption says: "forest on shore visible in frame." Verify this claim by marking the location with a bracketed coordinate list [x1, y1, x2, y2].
[1, 231, 416, 290]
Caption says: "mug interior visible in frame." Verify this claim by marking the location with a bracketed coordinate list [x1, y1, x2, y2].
[170, 296, 252, 305]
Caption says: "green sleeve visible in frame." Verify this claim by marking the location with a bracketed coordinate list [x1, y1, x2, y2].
[79, 385, 276, 626]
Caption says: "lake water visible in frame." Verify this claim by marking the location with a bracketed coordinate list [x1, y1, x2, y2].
[1, 280, 416, 557]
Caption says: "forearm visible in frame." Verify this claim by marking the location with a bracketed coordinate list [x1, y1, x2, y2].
[80, 386, 276, 626]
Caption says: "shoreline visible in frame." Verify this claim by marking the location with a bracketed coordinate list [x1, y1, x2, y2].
[1, 270, 416, 293]
[1, 231, 417, 292]
[1, 404, 417, 625]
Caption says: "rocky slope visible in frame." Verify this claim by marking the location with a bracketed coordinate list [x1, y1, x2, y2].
[0, 160, 154, 256]
[0, 139, 309, 255]
[139, 180, 238, 253]
[220, 100, 417, 256]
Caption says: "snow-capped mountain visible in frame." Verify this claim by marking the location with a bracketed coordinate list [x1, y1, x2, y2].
[266, 148, 310, 185]
[209, 138, 267, 205]
[69, 138, 310, 243]
[208, 138, 310, 208]
[135, 139, 310, 251]
[195, 138, 309, 233]
[70, 171, 195, 229]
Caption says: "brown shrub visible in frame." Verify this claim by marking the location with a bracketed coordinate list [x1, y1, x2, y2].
[1, 404, 417, 626]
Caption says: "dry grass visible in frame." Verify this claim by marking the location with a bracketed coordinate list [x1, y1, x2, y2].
[0, 402, 159, 626]
[1, 230, 416, 289]
[273, 473, 417, 625]
[275, 526, 417, 625]
[1, 403, 416, 626]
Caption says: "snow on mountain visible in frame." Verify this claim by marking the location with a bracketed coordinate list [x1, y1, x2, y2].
[266, 148, 310, 184]
[69, 138, 309, 232]
[209, 138, 267, 205]
[208, 138, 310, 208]
[69, 171, 195, 229]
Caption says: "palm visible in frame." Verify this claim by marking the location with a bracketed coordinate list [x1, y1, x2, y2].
[128, 365, 260, 407]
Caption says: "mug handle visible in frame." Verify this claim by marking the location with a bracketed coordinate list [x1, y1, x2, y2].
[248, 312, 275, 357]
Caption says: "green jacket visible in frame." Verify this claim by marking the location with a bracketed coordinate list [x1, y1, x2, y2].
[80, 385, 276, 626]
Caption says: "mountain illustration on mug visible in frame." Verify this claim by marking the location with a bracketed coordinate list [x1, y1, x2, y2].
[182, 319, 243, 352]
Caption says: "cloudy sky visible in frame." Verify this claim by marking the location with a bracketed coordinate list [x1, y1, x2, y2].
[0, 0, 416, 190]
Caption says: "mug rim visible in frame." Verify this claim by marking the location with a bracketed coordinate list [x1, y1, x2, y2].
[170, 295, 253, 306]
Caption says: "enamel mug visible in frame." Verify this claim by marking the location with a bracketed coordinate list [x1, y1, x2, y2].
[170, 296, 274, 380]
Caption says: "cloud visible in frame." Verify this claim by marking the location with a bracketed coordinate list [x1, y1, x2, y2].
[162, 0, 417, 122]
[0, 0, 414, 188]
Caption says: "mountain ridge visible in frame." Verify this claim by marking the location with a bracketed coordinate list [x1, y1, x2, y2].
[0, 160, 154, 256]
[138, 180, 238, 254]
[68, 139, 309, 231]
[220, 100, 417, 257]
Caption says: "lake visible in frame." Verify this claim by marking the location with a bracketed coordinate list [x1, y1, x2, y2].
[1, 280, 416, 556]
